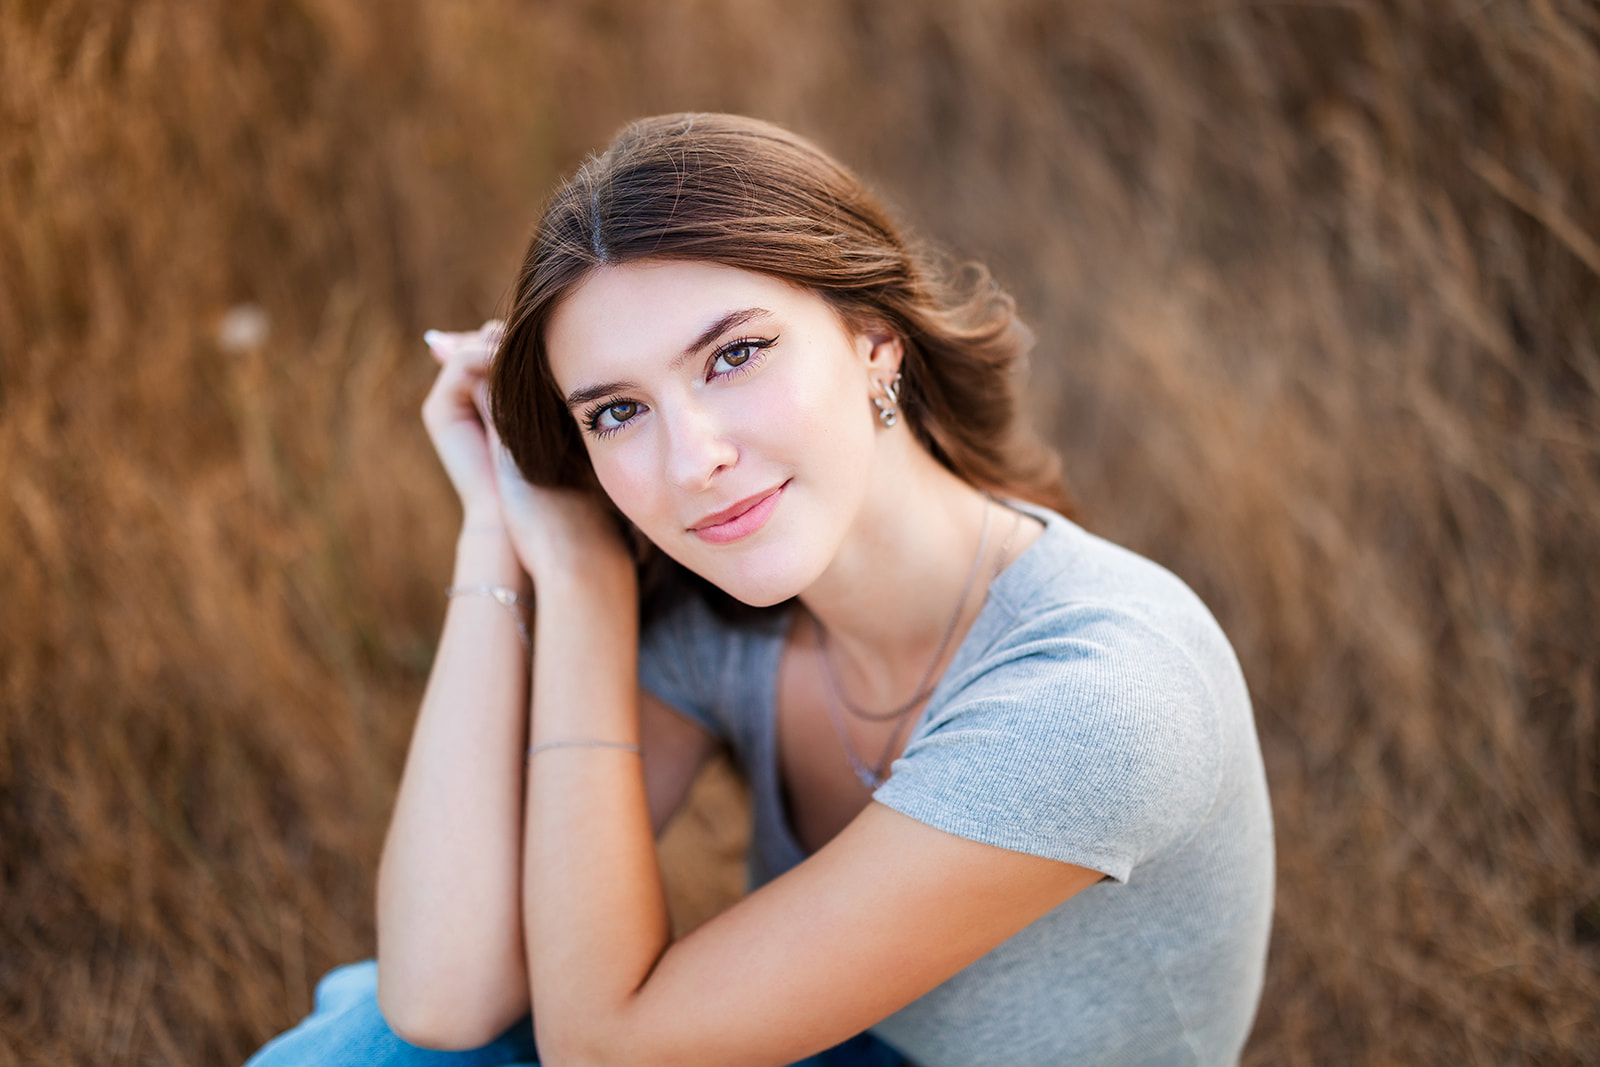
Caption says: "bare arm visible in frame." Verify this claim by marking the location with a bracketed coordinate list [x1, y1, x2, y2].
[374, 519, 533, 1046]
[375, 326, 718, 1049]
[374, 531, 716, 1049]
[520, 556, 1103, 1067]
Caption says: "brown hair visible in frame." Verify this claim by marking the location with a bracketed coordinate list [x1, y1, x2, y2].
[488, 113, 1073, 611]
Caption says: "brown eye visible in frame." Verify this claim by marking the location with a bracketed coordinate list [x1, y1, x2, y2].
[587, 398, 646, 436]
[712, 342, 763, 376]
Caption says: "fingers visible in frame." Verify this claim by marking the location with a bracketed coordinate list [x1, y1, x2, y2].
[421, 344, 490, 428]
[422, 322, 515, 432]
[420, 322, 511, 450]
[422, 330, 451, 366]
[472, 379, 494, 430]
[422, 332, 489, 369]
[423, 320, 504, 368]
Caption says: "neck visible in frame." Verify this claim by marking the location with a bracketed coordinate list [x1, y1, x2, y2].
[796, 431, 1001, 708]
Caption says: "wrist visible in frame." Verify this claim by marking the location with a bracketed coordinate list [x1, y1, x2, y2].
[453, 526, 531, 596]
[531, 551, 637, 605]
[461, 498, 505, 531]
[516, 523, 635, 594]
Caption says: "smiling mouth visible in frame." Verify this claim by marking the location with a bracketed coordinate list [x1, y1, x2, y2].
[690, 480, 789, 545]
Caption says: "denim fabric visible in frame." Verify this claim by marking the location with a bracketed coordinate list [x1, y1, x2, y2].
[244, 959, 907, 1067]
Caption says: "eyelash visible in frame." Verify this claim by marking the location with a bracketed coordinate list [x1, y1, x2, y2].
[581, 335, 777, 438]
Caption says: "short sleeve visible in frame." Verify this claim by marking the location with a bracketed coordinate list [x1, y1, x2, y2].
[871, 603, 1225, 884]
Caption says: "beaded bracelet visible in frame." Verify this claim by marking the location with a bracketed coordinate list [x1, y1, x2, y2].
[445, 584, 532, 647]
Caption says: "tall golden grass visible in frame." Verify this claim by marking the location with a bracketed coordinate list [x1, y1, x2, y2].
[2, 0, 1597, 1062]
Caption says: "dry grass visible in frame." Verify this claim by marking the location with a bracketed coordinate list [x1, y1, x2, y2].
[2, 0, 1597, 1063]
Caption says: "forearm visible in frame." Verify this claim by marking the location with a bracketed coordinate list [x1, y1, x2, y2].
[521, 561, 671, 1065]
[376, 519, 532, 1046]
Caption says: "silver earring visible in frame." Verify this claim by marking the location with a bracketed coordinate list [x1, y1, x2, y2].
[872, 373, 902, 428]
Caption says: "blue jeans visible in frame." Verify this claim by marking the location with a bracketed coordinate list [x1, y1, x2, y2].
[245, 959, 908, 1066]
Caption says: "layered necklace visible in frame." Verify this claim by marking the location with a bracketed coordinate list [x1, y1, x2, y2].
[816, 498, 1021, 789]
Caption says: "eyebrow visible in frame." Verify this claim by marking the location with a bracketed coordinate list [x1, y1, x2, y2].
[564, 306, 774, 410]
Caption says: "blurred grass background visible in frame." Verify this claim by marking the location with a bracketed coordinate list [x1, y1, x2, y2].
[2, 0, 1598, 1062]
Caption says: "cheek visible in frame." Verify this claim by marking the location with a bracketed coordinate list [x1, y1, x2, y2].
[586, 338, 872, 538]
[588, 440, 665, 530]
[743, 338, 871, 456]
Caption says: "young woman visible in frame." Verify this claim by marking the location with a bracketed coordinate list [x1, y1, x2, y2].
[246, 113, 1274, 1067]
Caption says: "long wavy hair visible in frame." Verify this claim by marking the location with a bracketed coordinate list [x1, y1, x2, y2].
[488, 112, 1073, 617]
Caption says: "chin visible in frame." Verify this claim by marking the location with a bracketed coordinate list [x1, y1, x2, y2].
[674, 536, 828, 609]
[717, 577, 803, 609]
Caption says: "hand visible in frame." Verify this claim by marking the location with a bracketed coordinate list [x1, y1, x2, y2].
[422, 321, 632, 584]
[487, 433, 633, 588]
[421, 320, 506, 524]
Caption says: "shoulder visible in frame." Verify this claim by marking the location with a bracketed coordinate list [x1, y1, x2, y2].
[873, 504, 1241, 881]
[991, 502, 1228, 636]
[975, 502, 1246, 712]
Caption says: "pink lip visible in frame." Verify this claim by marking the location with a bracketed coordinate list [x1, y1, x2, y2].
[690, 480, 789, 545]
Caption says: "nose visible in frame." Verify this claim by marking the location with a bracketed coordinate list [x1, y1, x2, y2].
[663, 399, 738, 491]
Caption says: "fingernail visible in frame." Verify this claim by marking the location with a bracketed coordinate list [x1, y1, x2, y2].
[423, 329, 444, 347]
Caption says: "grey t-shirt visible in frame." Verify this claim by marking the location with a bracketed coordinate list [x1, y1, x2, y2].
[638, 502, 1275, 1066]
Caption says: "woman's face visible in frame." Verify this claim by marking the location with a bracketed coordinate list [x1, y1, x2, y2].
[544, 259, 895, 606]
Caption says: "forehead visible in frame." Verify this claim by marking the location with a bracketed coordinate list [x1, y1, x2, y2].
[544, 260, 838, 388]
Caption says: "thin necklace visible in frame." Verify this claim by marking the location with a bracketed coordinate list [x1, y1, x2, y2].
[820, 665, 916, 790]
[822, 498, 1025, 723]
[819, 500, 991, 722]
[817, 500, 992, 788]
[991, 503, 1024, 589]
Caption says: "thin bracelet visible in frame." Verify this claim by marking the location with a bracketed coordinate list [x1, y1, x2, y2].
[526, 739, 643, 760]
[445, 584, 532, 647]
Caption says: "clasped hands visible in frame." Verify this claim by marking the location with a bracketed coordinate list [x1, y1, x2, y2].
[421, 320, 631, 587]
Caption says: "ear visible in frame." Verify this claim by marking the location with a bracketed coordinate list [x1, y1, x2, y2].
[854, 323, 904, 379]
